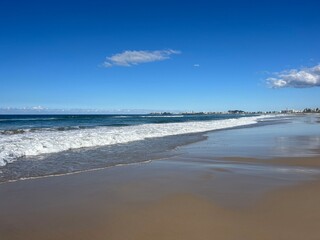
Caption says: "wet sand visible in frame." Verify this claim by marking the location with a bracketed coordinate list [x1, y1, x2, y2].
[105, 179, 320, 240]
[0, 155, 320, 240]
[223, 156, 320, 167]
[1, 116, 320, 240]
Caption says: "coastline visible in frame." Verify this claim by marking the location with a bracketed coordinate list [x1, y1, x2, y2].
[0, 114, 303, 183]
[0, 114, 275, 183]
[0, 115, 320, 239]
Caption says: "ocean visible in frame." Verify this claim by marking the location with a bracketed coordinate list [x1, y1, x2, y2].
[0, 113, 273, 182]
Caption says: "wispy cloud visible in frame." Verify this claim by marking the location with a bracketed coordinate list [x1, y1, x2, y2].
[103, 49, 180, 67]
[193, 64, 200, 67]
[267, 64, 320, 88]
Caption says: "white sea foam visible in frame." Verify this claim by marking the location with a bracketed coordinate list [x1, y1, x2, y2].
[0, 115, 270, 166]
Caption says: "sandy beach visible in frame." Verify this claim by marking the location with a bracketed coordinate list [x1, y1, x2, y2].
[2, 0, 320, 238]
[0, 156, 320, 240]
[1, 116, 320, 240]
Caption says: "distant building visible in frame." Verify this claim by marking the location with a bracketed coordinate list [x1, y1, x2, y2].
[280, 109, 294, 114]
[228, 110, 245, 114]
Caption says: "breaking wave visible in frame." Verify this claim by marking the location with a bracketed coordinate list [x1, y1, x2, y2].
[0, 115, 269, 166]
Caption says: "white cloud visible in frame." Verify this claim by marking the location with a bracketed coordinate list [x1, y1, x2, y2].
[267, 64, 320, 88]
[193, 64, 200, 67]
[103, 49, 180, 67]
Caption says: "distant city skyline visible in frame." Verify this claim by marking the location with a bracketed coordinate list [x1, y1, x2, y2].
[1, 0, 319, 112]
[0, 105, 318, 114]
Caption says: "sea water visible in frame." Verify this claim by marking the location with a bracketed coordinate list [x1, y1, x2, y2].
[0, 113, 275, 182]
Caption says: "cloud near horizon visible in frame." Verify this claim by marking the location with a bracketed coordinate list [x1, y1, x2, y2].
[267, 64, 320, 88]
[103, 49, 180, 67]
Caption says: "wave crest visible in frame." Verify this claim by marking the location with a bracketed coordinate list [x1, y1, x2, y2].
[0, 116, 268, 166]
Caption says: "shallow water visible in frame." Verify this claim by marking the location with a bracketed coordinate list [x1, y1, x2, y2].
[164, 114, 320, 205]
[178, 115, 320, 159]
[1, 114, 318, 183]
[0, 114, 262, 166]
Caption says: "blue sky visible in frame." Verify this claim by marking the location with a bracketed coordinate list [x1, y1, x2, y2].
[0, 0, 319, 112]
